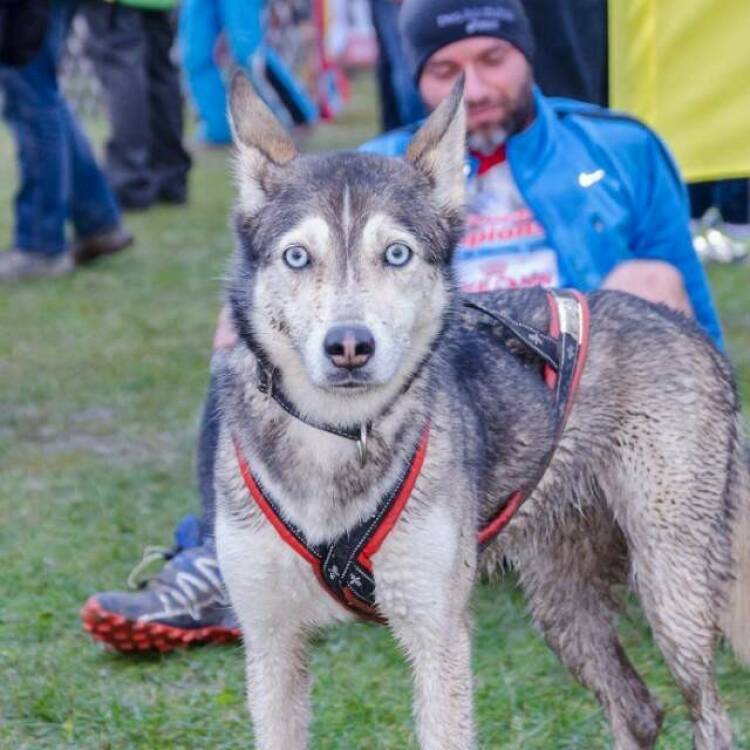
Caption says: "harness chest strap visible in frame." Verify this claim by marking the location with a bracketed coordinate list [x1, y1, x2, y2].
[233, 423, 430, 622]
[234, 289, 589, 619]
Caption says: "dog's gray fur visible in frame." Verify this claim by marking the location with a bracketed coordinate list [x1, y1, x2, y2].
[214, 75, 750, 749]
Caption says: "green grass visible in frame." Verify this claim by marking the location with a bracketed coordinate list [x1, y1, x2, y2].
[1, 72, 749, 749]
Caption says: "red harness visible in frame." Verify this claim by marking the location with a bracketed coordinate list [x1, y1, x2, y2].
[234, 424, 430, 623]
[235, 290, 590, 620]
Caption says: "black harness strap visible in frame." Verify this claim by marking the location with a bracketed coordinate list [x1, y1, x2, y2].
[474, 289, 590, 545]
[462, 299, 560, 370]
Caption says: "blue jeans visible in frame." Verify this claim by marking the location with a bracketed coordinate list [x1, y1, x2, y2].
[0, 1, 120, 256]
[179, 0, 264, 144]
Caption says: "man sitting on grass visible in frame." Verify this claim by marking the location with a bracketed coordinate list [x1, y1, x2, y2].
[81, 0, 723, 653]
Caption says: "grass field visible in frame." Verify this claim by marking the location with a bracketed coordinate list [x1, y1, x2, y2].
[1, 72, 749, 749]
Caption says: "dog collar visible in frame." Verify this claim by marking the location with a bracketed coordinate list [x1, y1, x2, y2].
[254, 346, 438, 468]
[256, 363, 372, 465]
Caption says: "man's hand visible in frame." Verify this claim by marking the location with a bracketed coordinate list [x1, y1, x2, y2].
[602, 260, 693, 317]
[213, 305, 239, 351]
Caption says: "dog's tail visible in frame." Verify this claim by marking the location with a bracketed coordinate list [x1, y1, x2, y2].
[722, 416, 750, 665]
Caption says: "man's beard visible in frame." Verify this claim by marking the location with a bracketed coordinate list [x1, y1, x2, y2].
[466, 79, 535, 154]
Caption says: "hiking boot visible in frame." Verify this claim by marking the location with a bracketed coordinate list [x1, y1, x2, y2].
[72, 226, 134, 265]
[81, 515, 240, 653]
[0, 248, 74, 280]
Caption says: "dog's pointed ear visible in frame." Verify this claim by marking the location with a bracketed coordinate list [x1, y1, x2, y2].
[228, 72, 297, 211]
[406, 76, 466, 211]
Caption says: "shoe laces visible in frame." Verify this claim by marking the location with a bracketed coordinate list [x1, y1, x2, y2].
[154, 558, 228, 621]
[127, 544, 229, 621]
[126, 545, 175, 590]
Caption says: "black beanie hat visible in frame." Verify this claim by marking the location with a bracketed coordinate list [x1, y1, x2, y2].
[399, 0, 535, 83]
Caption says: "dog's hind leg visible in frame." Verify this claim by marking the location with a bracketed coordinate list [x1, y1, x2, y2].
[721, 415, 750, 665]
[628, 547, 733, 750]
[618, 495, 735, 750]
[516, 513, 664, 750]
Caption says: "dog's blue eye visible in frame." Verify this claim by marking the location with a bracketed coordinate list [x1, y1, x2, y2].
[384, 243, 412, 267]
[283, 245, 310, 269]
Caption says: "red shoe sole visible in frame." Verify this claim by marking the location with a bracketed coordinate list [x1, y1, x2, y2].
[80, 598, 241, 654]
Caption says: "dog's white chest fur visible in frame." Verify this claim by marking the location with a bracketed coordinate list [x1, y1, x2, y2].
[216, 508, 356, 630]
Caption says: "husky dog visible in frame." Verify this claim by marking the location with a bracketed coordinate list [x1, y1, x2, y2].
[213, 74, 750, 750]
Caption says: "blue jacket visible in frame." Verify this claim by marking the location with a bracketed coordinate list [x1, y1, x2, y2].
[361, 87, 723, 349]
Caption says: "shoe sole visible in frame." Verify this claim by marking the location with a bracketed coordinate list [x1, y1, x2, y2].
[0, 251, 74, 280]
[80, 598, 241, 654]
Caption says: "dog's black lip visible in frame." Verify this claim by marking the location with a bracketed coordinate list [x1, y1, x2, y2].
[324, 370, 372, 386]
[321, 375, 376, 393]
[328, 381, 370, 390]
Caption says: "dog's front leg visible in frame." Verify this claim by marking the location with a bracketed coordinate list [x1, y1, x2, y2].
[396, 611, 475, 750]
[380, 510, 477, 750]
[243, 622, 312, 750]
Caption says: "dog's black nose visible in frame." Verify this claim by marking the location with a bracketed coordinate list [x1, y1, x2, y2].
[324, 325, 375, 369]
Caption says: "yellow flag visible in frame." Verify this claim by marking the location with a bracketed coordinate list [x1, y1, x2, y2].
[609, 0, 750, 182]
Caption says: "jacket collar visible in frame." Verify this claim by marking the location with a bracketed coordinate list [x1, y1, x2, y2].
[466, 86, 556, 181]
[505, 85, 556, 184]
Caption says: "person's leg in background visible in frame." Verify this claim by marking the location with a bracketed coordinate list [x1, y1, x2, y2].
[690, 179, 750, 262]
[0, 0, 128, 279]
[142, 7, 191, 204]
[179, 0, 230, 145]
[368, 0, 424, 131]
[234, 0, 316, 131]
[224, 0, 317, 134]
[716, 178, 750, 239]
[0, 32, 70, 267]
[81, 1, 157, 210]
[220, 0, 263, 70]
[65, 78, 133, 263]
[691, 178, 749, 226]
[688, 181, 713, 224]
[185, 0, 312, 140]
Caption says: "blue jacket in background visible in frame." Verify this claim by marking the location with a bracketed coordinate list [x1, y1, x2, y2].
[360, 86, 724, 349]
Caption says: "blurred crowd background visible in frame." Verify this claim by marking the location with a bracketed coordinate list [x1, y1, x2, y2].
[0, 0, 748, 279]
